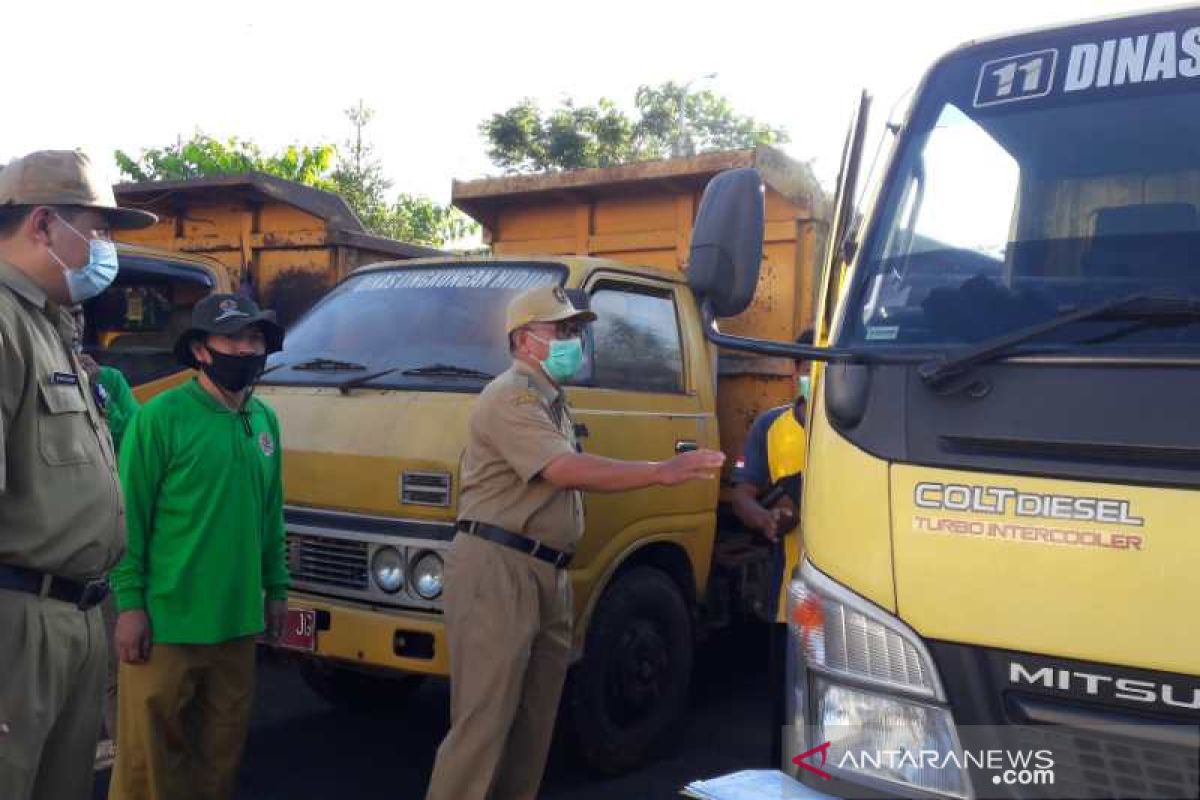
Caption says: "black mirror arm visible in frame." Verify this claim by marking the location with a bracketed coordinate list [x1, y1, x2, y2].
[698, 300, 864, 363]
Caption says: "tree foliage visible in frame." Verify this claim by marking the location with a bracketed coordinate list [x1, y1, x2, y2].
[114, 105, 475, 247]
[481, 81, 789, 173]
[114, 135, 336, 189]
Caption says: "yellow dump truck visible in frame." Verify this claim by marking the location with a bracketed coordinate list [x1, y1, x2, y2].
[256, 147, 827, 772]
[686, 7, 1200, 799]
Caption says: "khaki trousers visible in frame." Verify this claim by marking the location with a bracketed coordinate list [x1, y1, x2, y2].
[108, 637, 256, 800]
[0, 589, 106, 800]
[101, 593, 119, 741]
[425, 533, 573, 800]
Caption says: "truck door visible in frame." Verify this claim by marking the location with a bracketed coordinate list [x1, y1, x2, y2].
[564, 272, 719, 570]
[799, 91, 871, 604]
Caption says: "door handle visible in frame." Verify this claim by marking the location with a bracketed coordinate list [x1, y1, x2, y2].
[675, 440, 698, 454]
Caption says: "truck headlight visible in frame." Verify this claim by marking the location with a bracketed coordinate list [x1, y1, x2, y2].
[371, 546, 405, 594]
[789, 560, 939, 698]
[814, 678, 968, 798]
[411, 551, 443, 599]
[787, 560, 969, 798]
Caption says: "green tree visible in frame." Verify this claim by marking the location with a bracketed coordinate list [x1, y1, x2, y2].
[114, 135, 336, 188]
[114, 109, 476, 247]
[481, 81, 788, 173]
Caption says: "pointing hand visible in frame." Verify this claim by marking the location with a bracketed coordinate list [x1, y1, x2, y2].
[656, 449, 726, 486]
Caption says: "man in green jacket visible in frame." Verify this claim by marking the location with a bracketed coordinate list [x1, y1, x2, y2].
[87, 362, 138, 449]
[107, 293, 289, 800]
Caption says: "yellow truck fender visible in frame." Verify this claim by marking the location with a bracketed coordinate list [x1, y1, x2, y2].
[569, 516, 713, 662]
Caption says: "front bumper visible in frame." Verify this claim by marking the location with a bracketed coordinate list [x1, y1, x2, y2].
[282, 591, 450, 676]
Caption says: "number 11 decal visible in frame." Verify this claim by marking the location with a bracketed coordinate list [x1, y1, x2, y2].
[975, 49, 1058, 107]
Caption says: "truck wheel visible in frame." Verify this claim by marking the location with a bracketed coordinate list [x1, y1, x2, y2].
[299, 660, 424, 712]
[566, 566, 693, 775]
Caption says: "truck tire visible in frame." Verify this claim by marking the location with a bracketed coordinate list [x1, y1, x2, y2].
[299, 659, 424, 713]
[566, 566, 693, 775]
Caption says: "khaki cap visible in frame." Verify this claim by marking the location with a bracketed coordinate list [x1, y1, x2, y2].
[0, 150, 157, 230]
[505, 285, 597, 335]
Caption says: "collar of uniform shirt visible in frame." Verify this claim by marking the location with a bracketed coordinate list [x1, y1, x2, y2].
[0, 258, 48, 309]
[513, 358, 564, 406]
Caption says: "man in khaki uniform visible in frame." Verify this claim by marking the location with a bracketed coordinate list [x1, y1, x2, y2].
[425, 286, 726, 800]
[0, 150, 156, 800]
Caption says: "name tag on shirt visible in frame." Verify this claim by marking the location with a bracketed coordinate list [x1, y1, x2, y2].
[50, 371, 79, 386]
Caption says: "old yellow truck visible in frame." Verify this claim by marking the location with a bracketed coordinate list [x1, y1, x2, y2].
[257, 148, 828, 772]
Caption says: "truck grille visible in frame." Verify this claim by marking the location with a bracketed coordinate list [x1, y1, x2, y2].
[287, 533, 368, 590]
[1008, 723, 1199, 799]
[401, 471, 451, 507]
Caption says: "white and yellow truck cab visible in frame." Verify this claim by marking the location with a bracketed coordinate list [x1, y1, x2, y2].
[686, 7, 1200, 799]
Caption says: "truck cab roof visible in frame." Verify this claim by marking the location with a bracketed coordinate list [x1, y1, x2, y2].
[348, 254, 689, 288]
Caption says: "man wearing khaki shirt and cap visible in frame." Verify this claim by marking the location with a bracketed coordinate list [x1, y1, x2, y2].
[425, 286, 725, 800]
[0, 150, 156, 800]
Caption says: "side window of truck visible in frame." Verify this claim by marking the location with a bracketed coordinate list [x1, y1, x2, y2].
[586, 284, 685, 394]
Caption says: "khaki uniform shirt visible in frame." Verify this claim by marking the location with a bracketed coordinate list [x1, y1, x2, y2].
[0, 259, 124, 580]
[457, 360, 584, 550]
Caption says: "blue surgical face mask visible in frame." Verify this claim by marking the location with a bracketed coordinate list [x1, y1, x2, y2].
[47, 215, 119, 303]
[531, 333, 584, 382]
[798, 374, 812, 403]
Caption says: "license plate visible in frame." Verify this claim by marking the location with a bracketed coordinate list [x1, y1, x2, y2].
[281, 607, 316, 651]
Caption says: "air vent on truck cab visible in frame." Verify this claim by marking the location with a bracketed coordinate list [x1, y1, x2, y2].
[401, 471, 452, 507]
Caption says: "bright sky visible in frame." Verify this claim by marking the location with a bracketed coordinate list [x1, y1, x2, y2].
[0, 0, 1173, 209]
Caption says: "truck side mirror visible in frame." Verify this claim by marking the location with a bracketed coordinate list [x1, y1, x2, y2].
[687, 167, 765, 318]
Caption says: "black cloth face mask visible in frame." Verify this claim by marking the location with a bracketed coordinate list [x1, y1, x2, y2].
[202, 347, 267, 394]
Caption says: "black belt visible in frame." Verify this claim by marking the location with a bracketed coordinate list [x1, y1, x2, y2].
[457, 522, 572, 569]
[0, 564, 109, 610]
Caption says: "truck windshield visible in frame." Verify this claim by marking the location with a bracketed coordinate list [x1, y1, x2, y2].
[846, 11, 1200, 354]
[261, 263, 564, 387]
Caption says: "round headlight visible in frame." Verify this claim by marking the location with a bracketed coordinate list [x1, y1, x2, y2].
[371, 546, 405, 594]
[411, 551, 444, 600]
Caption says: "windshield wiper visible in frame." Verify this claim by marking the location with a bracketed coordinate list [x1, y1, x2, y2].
[400, 363, 495, 380]
[1079, 298, 1200, 345]
[337, 367, 401, 393]
[919, 293, 1200, 390]
[331, 362, 494, 393]
[335, 363, 496, 394]
[289, 357, 369, 372]
[258, 357, 369, 385]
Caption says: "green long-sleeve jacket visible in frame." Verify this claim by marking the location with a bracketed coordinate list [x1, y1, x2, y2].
[96, 366, 138, 451]
[110, 379, 289, 644]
